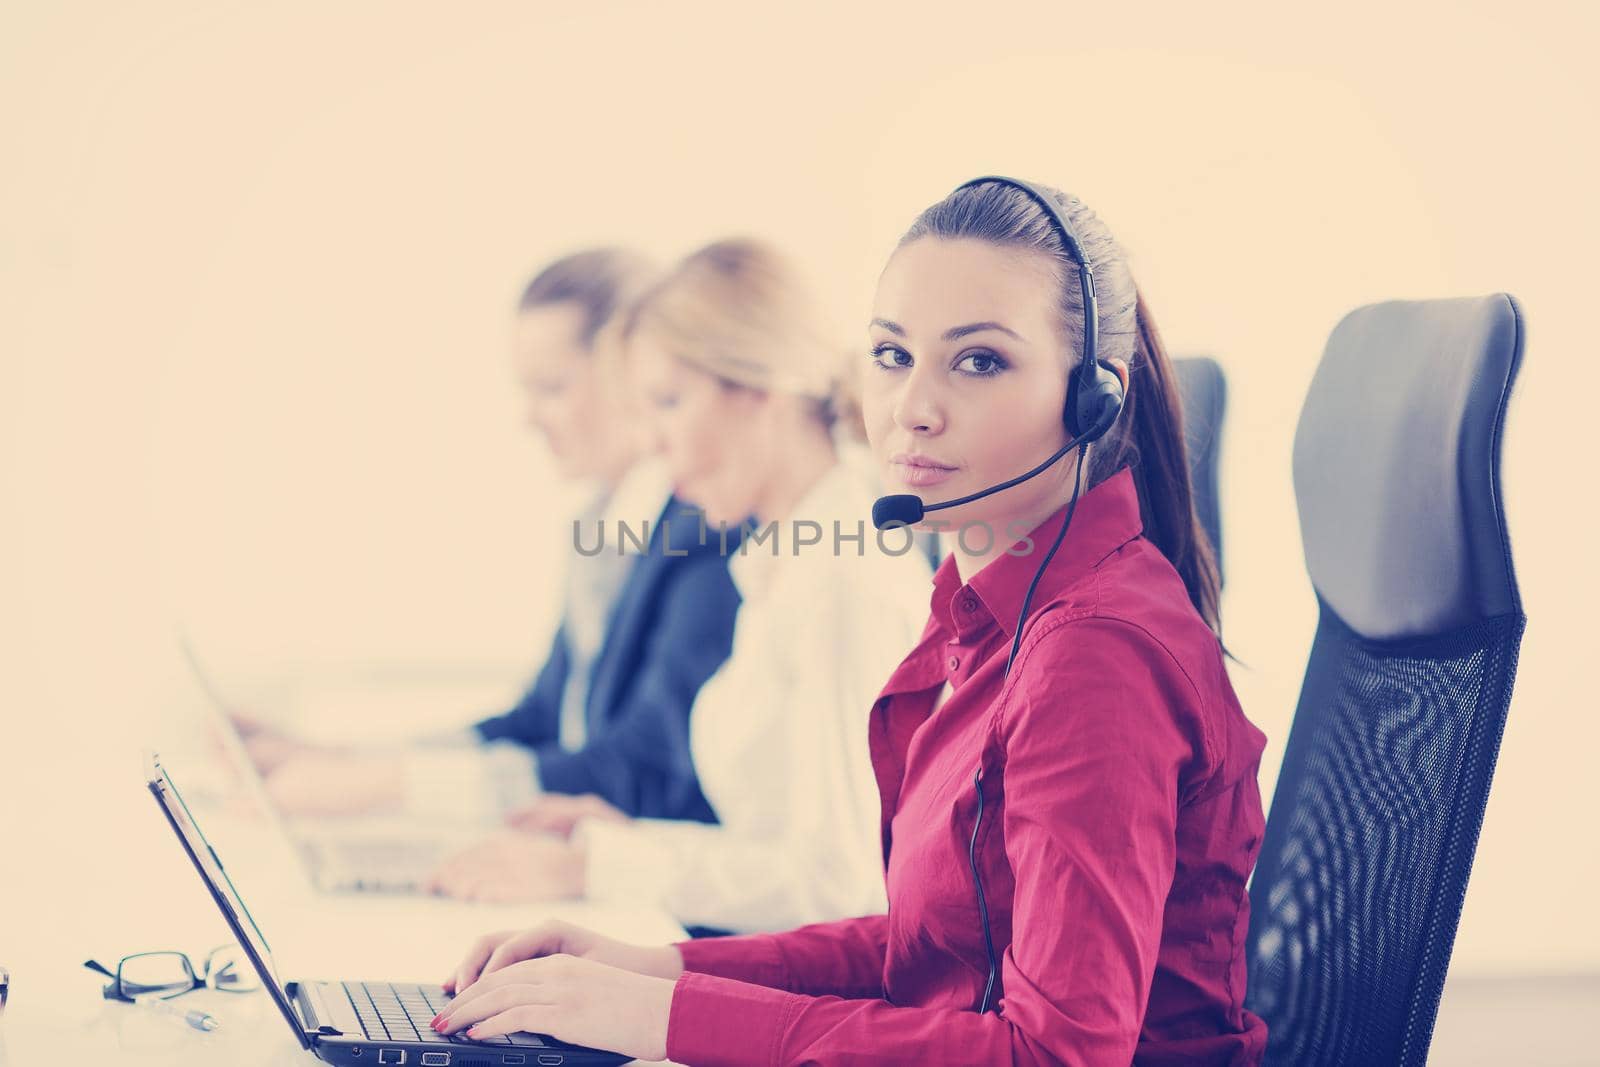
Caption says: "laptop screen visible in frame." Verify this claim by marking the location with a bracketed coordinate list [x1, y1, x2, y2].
[177, 634, 295, 840]
[145, 752, 311, 1049]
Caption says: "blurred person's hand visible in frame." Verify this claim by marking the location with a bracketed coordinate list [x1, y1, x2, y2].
[424, 831, 586, 903]
[228, 710, 323, 774]
[504, 793, 629, 838]
[442, 919, 684, 993]
[263, 751, 400, 815]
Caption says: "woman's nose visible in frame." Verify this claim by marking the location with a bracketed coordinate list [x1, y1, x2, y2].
[892, 373, 945, 435]
[634, 418, 666, 456]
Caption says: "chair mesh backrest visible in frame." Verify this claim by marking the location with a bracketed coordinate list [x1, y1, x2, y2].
[1245, 294, 1526, 1066]
[1173, 356, 1227, 586]
[1246, 604, 1524, 1064]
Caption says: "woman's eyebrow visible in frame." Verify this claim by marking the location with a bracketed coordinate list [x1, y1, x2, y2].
[943, 321, 1023, 342]
[869, 318, 1025, 342]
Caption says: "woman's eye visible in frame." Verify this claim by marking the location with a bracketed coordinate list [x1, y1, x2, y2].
[955, 351, 1006, 376]
[870, 344, 912, 370]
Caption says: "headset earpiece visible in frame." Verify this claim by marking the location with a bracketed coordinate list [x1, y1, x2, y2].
[1066, 356, 1126, 443]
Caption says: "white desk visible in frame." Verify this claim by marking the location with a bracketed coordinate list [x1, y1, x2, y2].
[0, 738, 684, 1066]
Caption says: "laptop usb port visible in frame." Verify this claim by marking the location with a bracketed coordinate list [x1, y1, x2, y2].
[502, 1057, 526, 1066]
[420, 1055, 450, 1066]
[377, 1052, 405, 1065]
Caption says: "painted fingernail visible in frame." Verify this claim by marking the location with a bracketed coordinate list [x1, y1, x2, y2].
[467, 1028, 480, 1038]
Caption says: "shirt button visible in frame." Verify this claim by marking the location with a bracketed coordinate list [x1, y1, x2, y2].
[948, 656, 960, 671]
[961, 596, 978, 612]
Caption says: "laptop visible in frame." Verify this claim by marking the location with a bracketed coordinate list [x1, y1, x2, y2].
[181, 635, 461, 894]
[146, 751, 628, 1067]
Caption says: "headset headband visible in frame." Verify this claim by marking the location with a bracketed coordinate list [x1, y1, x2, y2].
[952, 175, 1100, 386]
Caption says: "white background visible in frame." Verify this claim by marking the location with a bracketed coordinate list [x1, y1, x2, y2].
[4, 0, 1597, 977]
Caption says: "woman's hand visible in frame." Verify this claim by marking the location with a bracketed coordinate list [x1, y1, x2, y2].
[433, 954, 676, 1061]
[424, 832, 587, 903]
[443, 920, 685, 992]
[504, 793, 630, 838]
[227, 711, 313, 774]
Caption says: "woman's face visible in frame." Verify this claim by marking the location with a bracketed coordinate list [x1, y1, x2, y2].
[629, 330, 768, 528]
[863, 237, 1079, 540]
[512, 302, 626, 480]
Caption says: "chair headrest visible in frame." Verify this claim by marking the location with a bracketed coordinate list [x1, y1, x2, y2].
[1174, 356, 1225, 460]
[1292, 294, 1524, 640]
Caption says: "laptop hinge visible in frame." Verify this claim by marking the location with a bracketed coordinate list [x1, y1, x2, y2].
[292, 981, 348, 1036]
[303, 980, 366, 1037]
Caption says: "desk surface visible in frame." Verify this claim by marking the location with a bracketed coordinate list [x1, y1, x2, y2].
[0, 737, 683, 1066]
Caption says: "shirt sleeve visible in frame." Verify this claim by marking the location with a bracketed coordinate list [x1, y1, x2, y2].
[672, 914, 890, 998]
[474, 626, 569, 747]
[664, 615, 1204, 1067]
[531, 554, 739, 818]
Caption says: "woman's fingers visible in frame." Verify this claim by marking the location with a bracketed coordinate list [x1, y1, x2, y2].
[439, 958, 563, 1026]
[505, 805, 559, 832]
[449, 924, 565, 993]
[459, 1004, 558, 1041]
[436, 982, 558, 1035]
[450, 931, 513, 994]
[428, 844, 493, 900]
[505, 793, 619, 835]
[507, 795, 588, 834]
[482, 925, 565, 979]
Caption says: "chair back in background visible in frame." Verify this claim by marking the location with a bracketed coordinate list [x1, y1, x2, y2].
[1173, 355, 1228, 585]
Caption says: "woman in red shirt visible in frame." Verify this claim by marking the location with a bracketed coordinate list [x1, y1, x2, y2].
[433, 177, 1270, 1065]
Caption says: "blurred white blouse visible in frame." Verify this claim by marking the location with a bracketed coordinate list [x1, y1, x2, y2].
[575, 451, 933, 933]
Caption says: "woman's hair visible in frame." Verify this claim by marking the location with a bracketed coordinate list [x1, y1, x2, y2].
[622, 238, 864, 440]
[517, 247, 658, 351]
[900, 181, 1225, 641]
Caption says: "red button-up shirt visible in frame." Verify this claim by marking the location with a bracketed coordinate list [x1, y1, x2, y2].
[666, 465, 1269, 1065]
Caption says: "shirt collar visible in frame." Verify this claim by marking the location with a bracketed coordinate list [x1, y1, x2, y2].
[598, 458, 673, 557]
[931, 464, 1145, 640]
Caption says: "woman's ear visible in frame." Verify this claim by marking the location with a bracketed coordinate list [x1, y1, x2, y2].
[1107, 357, 1130, 392]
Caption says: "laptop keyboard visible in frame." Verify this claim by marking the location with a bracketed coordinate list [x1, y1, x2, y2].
[342, 981, 548, 1047]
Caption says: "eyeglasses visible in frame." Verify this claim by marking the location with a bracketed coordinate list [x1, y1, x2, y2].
[84, 945, 260, 1002]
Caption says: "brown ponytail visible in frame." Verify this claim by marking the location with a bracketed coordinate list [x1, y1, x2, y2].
[1090, 289, 1224, 639]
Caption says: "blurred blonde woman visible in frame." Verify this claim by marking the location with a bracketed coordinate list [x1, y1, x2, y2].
[430, 239, 933, 934]
[241, 250, 745, 860]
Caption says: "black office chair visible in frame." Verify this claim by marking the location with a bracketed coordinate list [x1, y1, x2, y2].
[1173, 356, 1227, 586]
[1244, 295, 1527, 1065]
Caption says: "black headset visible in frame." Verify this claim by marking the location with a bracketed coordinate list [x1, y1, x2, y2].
[870, 175, 1128, 1015]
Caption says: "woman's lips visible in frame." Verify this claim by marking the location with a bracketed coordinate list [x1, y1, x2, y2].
[890, 458, 958, 490]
